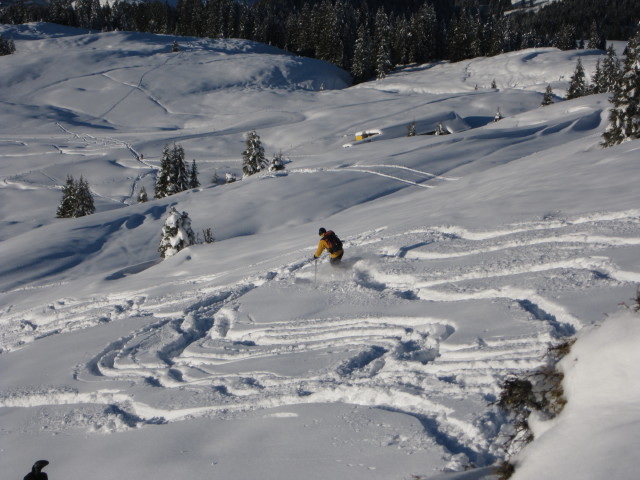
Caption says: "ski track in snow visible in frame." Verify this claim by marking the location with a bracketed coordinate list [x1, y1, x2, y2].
[2, 209, 640, 466]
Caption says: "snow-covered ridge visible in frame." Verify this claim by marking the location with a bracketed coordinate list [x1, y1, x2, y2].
[1, 23, 639, 480]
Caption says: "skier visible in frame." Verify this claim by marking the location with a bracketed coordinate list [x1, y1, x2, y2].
[24, 460, 49, 480]
[313, 227, 344, 266]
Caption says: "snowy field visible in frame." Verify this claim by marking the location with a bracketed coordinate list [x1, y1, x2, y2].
[1, 23, 639, 480]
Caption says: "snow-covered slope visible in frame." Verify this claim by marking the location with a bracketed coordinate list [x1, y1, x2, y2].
[0, 23, 638, 480]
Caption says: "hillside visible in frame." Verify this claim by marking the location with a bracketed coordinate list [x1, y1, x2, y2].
[1, 23, 639, 480]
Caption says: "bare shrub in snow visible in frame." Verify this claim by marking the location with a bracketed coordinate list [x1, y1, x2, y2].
[620, 286, 640, 312]
[494, 339, 575, 478]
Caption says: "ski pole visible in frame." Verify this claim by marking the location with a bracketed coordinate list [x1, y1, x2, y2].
[314, 258, 318, 285]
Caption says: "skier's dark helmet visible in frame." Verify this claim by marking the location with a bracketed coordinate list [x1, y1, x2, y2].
[33, 460, 49, 471]
[24, 460, 49, 480]
[319, 227, 326, 235]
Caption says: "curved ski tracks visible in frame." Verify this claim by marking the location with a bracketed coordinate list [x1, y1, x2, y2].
[2, 209, 640, 468]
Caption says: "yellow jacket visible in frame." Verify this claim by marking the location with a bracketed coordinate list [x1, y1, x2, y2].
[314, 234, 343, 259]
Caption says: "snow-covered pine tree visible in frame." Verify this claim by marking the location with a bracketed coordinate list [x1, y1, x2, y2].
[601, 44, 622, 93]
[487, 16, 509, 57]
[75, 0, 103, 30]
[313, 0, 343, 67]
[374, 8, 392, 80]
[74, 176, 95, 217]
[48, 0, 74, 26]
[56, 175, 77, 218]
[155, 143, 190, 198]
[56, 175, 95, 218]
[390, 16, 410, 67]
[408, 2, 436, 64]
[241, 130, 266, 176]
[566, 59, 587, 100]
[447, 9, 480, 62]
[541, 84, 554, 106]
[201, 227, 214, 244]
[351, 24, 374, 84]
[171, 143, 190, 192]
[603, 25, 640, 147]
[554, 24, 577, 51]
[375, 41, 392, 80]
[269, 152, 286, 172]
[158, 207, 197, 259]
[155, 144, 172, 198]
[591, 59, 604, 94]
[407, 121, 416, 136]
[189, 159, 200, 188]
[587, 20, 606, 51]
[434, 122, 449, 135]
[286, 2, 313, 57]
[138, 186, 149, 203]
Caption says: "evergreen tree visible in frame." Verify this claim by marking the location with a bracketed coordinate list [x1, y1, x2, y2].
[158, 207, 196, 259]
[434, 122, 449, 135]
[601, 44, 623, 92]
[554, 24, 577, 51]
[155, 143, 190, 198]
[189, 160, 200, 188]
[407, 121, 416, 136]
[75, 176, 96, 217]
[56, 175, 77, 218]
[138, 186, 149, 203]
[155, 144, 172, 198]
[390, 16, 410, 67]
[375, 39, 392, 80]
[351, 24, 374, 83]
[75, 0, 92, 28]
[89, 0, 104, 30]
[591, 59, 604, 94]
[173, 144, 190, 191]
[286, 3, 314, 57]
[448, 9, 480, 62]
[487, 16, 506, 56]
[587, 20, 606, 50]
[269, 152, 286, 172]
[374, 8, 392, 80]
[56, 175, 95, 218]
[313, 0, 344, 67]
[201, 227, 215, 244]
[408, 2, 436, 64]
[176, 0, 204, 37]
[566, 58, 587, 99]
[541, 84, 554, 106]
[48, 0, 74, 26]
[603, 25, 640, 146]
[242, 130, 267, 176]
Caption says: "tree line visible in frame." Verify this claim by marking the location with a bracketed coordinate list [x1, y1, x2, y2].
[2, 0, 640, 82]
